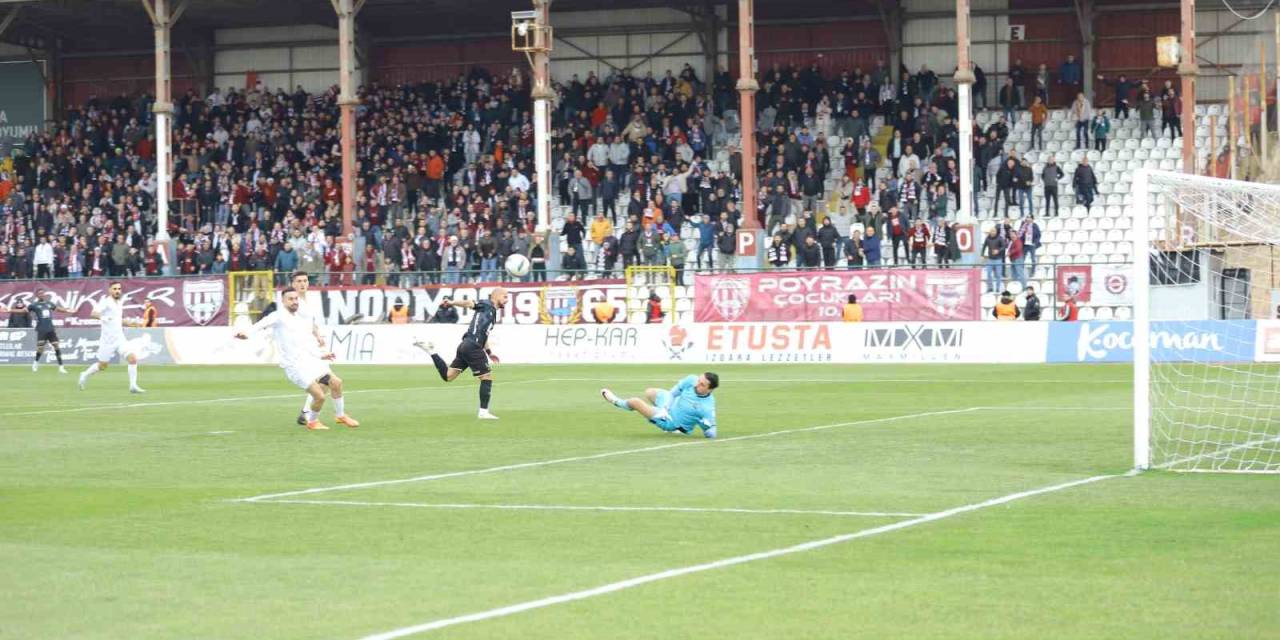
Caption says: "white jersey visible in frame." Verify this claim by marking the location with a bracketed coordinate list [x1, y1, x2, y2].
[251, 308, 322, 369]
[96, 297, 126, 343]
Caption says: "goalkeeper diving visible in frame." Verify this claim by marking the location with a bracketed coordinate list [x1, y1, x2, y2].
[601, 372, 719, 438]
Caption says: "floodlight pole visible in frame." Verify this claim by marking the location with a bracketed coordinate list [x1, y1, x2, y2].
[334, 0, 363, 238]
[1179, 0, 1197, 174]
[141, 0, 186, 245]
[954, 0, 974, 221]
[531, 0, 553, 232]
[736, 0, 759, 230]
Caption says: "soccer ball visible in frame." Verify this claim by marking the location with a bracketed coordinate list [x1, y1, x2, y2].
[505, 253, 531, 278]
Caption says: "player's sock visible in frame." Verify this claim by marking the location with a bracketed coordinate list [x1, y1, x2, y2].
[34, 347, 43, 366]
[82, 362, 103, 377]
[304, 406, 316, 422]
[479, 379, 492, 410]
[613, 398, 633, 411]
[127, 364, 138, 388]
[333, 396, 345, 418]
[430, 353, 449, 381]
[301, 395, 311, 415]
[53, 347, 63, 365]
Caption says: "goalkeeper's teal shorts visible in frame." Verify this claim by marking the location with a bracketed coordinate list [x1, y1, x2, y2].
[648, 389, 680, 431]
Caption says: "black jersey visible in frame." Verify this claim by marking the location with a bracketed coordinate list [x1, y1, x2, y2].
[28, 301, 58, 332]
[462, 300, 497, 347]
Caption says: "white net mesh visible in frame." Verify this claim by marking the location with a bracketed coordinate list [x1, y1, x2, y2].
[1141, 170, 1280, 472]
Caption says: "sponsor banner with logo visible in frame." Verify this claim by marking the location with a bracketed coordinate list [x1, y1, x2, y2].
[693, 269, 982, 323]
[161, 321, 1046, 366]
[0, 328, 172, 365]
[308, 279, 629, 326]
[1056, 265, 1092, 302]
[1091, 265, 1133, 306]
[1046, 320, 1257, 363]
[0, 278, 227, 327]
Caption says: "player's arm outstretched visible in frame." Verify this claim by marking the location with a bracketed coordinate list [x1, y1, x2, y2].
[234, 310, 279, 339]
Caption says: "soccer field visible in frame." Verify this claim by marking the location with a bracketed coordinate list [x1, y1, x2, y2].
[2, 363, 1277, 639]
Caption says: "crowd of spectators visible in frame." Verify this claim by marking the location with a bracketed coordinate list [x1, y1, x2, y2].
[0, 53, 1175, 283]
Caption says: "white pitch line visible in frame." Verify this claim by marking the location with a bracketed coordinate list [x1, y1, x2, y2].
[254, 499, 925, 518]
[355, 472, 1125, 640]
[233, 406, 984, 503]
[2, 377, 564, 418]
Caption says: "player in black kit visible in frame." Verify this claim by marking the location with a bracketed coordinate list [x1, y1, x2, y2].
[414, 287, 508, 420]
[3, 290, 74, 374]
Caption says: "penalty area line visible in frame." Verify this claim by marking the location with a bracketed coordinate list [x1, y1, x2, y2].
[232, 407, 982, 503]
[354, 472, 1124, 640]
[250, 498, 927, 518]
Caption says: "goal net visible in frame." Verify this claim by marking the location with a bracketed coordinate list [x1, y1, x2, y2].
[1134, 169, 1280, 473]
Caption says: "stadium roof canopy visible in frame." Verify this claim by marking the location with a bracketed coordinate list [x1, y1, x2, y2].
[0, 0, 867, 53]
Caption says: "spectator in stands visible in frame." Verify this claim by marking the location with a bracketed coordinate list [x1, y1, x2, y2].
[886, 204, 908, 265]
[1007, 224, 1025, 286]
[431, 297, 460, 323]
[1029, 95, 1048, 150]
[1042, 157, 1063, 217]
[1138, 90, 1159, 139]
[767, 233, 791, 269]
[1059, 54, 1083, 96]
[933, 220, 953, 267]
[1073, 157, 1098, 212]
[1161, 81, 1183, 140]
[273, 241, 298, 284]
[993, 290, 1021, 320]
[1092, 112, 1111, 151]
[1096, 73, 1135, 119]
[844, 227, 864, 269]
[1059, 295, 1080, 321]
[983, 226, 1006, 294]
[645, 290, 664, 323]
[862, 225, 882, 266]
[908, 218, 930, 269]
[33, 236, 53, 278]
[972, 63, 988, 110]
[562, 244, 587, 279]
[842, 294, 863, 322]
[1009, 59, 1027, 107]
[799, 235, 822, 269]
[664, 233, 687, 285]
[571, 170, 594, 219]
[1072, 91, 1093, 149]
[1019, 215, 1042, 280]
[1015, 159, 1035, 217]
[995, 157, 1017, 217]
[1034, 63, 1050, 104]
[817, 216, 841, 269]
[716, 216, 737, 272]
[999, 78, 1018, 124]
[1024, 285, 1042, 321]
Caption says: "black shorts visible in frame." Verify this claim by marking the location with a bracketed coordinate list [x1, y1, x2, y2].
[449, 339, 491, 377]
[37, 330, 58, 343]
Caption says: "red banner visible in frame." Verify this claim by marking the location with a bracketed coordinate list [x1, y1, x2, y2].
[694, 269, 982, 322]
[1056, 265, 1092, 302]
[0, 277, 228, 327]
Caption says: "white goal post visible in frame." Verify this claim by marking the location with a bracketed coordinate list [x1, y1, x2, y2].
[1133, 169, 1280, 473]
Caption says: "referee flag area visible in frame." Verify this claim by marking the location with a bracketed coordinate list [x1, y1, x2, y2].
[2, 363, 1276, 638]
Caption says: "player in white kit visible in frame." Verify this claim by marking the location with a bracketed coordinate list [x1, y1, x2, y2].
[78, 282, 147, 393]
[236, 287, 359, 431]
[257, 272, 327, 425]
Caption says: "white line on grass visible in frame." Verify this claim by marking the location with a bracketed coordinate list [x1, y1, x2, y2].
[3, 378, 564, 417]
[233, 407, 984, 503]
[254, 499, 925, 518]
[355, 472, 1126, 640]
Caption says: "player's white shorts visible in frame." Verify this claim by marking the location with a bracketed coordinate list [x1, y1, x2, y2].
[96, 336, 141, 363]
[284, 358, 333, 390]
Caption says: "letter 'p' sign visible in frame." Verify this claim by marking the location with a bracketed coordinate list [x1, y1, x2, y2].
[736, 230, 757, 257]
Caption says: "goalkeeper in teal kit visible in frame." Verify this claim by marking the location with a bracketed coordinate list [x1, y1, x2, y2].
[601, 372, 720, 438]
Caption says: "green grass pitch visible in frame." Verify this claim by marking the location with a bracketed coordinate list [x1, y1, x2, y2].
[2, 362, 1278, 639]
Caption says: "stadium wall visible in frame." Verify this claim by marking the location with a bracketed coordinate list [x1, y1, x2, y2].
[4, 320, 1267, 367]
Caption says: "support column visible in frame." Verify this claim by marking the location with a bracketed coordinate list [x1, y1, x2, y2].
[334, 0, 361, 238]
[1179, 0, 1197, 174]
[141, 0, 186, 244]
[736, 0, 759, 231]
[1075, 0, 1095, 100]
[955, 0, 975, 221]
[532, 0, 554, 232]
